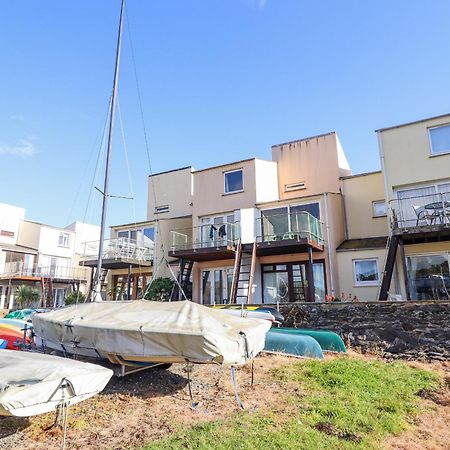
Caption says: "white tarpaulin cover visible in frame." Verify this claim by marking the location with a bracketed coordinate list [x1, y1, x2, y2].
[32, 300, 271, 365]
[0, 350, 112, 416]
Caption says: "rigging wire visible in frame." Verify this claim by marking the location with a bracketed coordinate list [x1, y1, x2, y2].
[124, 3, 174, 297]
[116, 96, 144, 282]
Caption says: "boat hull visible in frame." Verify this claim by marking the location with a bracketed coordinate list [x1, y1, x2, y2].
[264, 330, 324, 359]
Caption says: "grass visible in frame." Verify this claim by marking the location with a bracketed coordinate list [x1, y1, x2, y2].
[143, 357, 440, 450]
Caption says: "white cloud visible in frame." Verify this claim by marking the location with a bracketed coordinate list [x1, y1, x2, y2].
[0, 139, 36, 157]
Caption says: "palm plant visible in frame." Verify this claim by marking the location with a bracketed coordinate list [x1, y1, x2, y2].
[14, 285, 41, 308]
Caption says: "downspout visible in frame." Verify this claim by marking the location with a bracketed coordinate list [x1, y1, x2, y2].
[323, 193, 335, 296]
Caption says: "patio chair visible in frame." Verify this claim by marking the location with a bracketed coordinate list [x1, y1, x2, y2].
[412, 205, 435, 226]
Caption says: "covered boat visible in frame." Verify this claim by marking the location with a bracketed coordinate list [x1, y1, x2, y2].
[32, 300, 271, 366]
[0, 350, 112, 416]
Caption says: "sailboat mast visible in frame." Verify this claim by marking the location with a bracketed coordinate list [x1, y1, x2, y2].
[93, 0, 125, 301]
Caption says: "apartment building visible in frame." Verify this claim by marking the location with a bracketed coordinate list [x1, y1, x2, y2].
[167, 132, 351, 304]
[0, 202, 100, 309]
[377, 114, 450, 301]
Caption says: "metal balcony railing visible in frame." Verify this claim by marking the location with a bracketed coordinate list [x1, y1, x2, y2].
[389, 191, 450, 229]
[80, 237, 154, 263]
[170, 222, 240, 251]
[256, 211, 324, 245]
[0, 261, 90, 281]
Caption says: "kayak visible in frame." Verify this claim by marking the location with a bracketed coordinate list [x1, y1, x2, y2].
[4, 308, 46, 321]
[264, 330, 324, 359]
[213, 305, 284, 323]
[0, 319, 32, 350]
[270, 328, 346, 353]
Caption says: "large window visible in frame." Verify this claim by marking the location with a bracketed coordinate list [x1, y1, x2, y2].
[429, 124, 450, 156]
[260, 203, 321, 241]
[224, 169, 243, 194]
[407, 253, 450, 300]
[262, 261, 326, 303]
[353, 259, 379, 286]
[199, 213, 235, 247]
[117, 227, 155, 248]
[201, 268, 233, 304]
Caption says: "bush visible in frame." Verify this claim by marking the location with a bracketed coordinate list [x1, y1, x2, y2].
[64, 291, 86, 305]
[143, 277, 174, 301]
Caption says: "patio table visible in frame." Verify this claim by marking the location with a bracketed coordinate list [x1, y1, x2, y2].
[425, 201, 450, 224]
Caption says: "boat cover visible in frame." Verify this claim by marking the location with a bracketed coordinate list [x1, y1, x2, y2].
[0, 350, 112, 416]
[32, 300, 272, 365]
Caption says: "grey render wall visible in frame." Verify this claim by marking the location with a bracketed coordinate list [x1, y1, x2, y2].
[278, 301, 450, 360]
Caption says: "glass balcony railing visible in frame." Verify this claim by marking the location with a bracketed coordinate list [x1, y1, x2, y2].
[170, 222, 240, 251]
[256, 211, 324, 245]
[0, 261, 90, 281]
[80, 238, 154, 263]
[389, 191, 450, 229]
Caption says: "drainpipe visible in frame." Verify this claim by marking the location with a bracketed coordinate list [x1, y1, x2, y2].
[323, 193, 335, 296]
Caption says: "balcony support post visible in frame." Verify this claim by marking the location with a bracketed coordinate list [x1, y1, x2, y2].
[398, 237, 410, 301]
[127, 264, 132, 300]
[307, 247, 315, 303]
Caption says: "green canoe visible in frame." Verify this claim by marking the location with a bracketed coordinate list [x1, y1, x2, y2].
[264, 330, 324, 359]
[270, 327, 346, 353]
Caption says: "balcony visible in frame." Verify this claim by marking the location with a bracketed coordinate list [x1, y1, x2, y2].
[169, 222, 239, 261]
[255, 211, 324, 255]
[80, 238, 154, 269]
[389, 191, 450, 243]
[0, 262, 90, 281]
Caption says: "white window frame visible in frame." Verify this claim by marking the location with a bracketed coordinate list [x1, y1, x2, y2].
[58, 232, 70, 248]
[372, 200, 387, 217]
[200, 267, 233, 305]
[428, 123, 450, 157]
[224, 169, 244, 195]
[353, 258, 380, 286]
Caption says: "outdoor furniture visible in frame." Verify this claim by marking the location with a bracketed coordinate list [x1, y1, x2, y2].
[424, 201, 450, 224]
[412, 205, 435, 226]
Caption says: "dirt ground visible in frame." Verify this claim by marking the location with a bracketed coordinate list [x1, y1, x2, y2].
[0, 352, 448, 450]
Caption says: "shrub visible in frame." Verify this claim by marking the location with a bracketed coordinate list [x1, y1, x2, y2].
[143, 277, 175, 301]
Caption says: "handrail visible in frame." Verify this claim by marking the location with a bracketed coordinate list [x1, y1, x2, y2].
[0, 262, 90, 280]
[80, 237, 154, 262]
[256, 211, 324, 245]
[388, 191, 450, 229]
[170, 221, 240, 251]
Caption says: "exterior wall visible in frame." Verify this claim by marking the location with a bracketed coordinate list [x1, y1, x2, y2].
[65, 222, 101, 255]
[147, 167, 193, 221]
[16, 221, 40, 250]
[336, 248, 386, 301]
[324, 193, 346, 297]
[341, 172, 388, 240]
[272, 133, 351, 201]
[254, 159, 279, 204]
[37, 226, 75, 260]
[379, 114, 450, 201]
[193, 159, 257, 223]
[0, 203, 25, 246]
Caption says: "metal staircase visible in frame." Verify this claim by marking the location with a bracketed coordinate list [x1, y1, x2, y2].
[40, 277, 54, 307]
[378, 233, 400, 300]
[230, 240, 257, 304]
[171, 258, 194, 300]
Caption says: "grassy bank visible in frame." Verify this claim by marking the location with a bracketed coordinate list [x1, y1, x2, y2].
[144, 358, 439, 450]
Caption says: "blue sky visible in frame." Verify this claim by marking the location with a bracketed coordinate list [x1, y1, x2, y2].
[2, 0, 450, 228]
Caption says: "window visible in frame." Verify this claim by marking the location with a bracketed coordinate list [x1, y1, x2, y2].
[58, 232, 70, 247]
[117, 227, 155, 247]
[407, 253, 450, 300]
[155, 205, 169, 214]
[201, 268, 234, 304]
[224, 169, 243, 194]
[429, 124, 450, 156]
[372, 200, 387, 217]
[353, 259, 379, 286]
